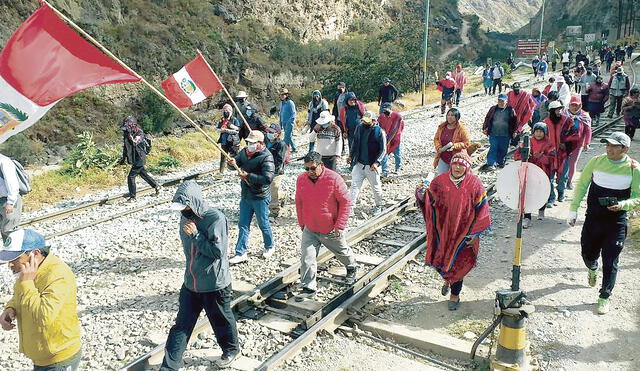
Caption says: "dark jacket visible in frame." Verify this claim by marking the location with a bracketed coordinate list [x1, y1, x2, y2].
[483, 105, 518, 137]
[121, 127, 147, 167]
[172, 181, 231, 293]
[349, 123, 387, 167]
[378, 84, 399, 104]
[268, 140, 287, 175]
[235, 147, 275, 200]
[217, 116, 241, 148]
[239, 113, 267, 139]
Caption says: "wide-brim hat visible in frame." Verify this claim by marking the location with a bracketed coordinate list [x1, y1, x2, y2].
[236, 91, 248, 98]
[316, 111, 335, 125]
[548, 101, 563, 109]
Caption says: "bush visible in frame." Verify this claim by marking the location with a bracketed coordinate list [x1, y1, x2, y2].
[148, 154, 181, 174]
[60, 132, 119, 176]
[139, 89, 176, 134]
[0, 133, 45, 165]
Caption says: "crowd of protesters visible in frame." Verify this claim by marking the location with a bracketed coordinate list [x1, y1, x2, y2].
[1, 43, 640, 371]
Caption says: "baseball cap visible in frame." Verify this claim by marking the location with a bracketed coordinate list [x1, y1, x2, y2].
[600, 132, 631, 148]
[548, 101, 563, 109]
[361, 111, 376, 124]
[0, 229, 46, 262]
[382, 77, 391, 83]
[246, 130, 265, 143]
[497, 93, 508, 101]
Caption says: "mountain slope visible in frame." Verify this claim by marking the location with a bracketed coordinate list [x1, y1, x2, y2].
[458, 0, 542, 33]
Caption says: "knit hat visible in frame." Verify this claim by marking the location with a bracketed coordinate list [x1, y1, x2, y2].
[450, 152, 472, 171]
[532, 122, 548, 135]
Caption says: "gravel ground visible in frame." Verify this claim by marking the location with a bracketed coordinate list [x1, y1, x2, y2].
[0, 70, 544, 370]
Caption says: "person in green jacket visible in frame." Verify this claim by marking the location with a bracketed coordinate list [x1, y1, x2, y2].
[568, 132, 640, 314]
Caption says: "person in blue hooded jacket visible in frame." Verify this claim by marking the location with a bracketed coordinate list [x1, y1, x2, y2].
[161, 181, 240, 370]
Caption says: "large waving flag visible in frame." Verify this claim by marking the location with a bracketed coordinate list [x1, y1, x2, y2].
[0, 4, 140, 143]
[161, 55, 223, 108]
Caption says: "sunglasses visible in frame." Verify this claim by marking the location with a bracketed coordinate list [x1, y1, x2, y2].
[304, 165, 319, 172]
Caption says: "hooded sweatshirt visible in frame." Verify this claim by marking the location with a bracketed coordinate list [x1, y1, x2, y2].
[172, 181, 231, 293]
[307, 91, 329, 130]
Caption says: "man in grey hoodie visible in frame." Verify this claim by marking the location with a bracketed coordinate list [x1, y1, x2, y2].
[161, 181, 240, 370]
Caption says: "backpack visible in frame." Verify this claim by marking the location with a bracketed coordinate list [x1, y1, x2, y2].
[0, 159, 31, 195]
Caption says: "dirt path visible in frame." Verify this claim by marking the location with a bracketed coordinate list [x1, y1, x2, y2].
[438, 19, 470, 61]
[372, 140, 640, 370]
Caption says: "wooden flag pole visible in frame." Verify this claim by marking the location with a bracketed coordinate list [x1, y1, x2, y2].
[40, 0, 243, 173]
[196, 49, 252, 134]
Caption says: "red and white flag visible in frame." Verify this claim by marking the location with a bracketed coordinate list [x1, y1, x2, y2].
[0, 4, 140, 143]
[161, 55, 223, 108]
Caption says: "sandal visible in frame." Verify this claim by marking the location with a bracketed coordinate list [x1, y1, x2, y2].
[441, 284, 450, 296]
[448, 299, 461, 311]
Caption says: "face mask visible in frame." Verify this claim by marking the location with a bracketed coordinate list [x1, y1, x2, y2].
[321, 123, 330, 128]
[617, 72, 623, 75]
[513, 88, 520, 94]
[266, 133, 275, 140]
[383, 111, 391, 116]
[223, 112, 230, 118]
[246, 110, 253, 117]
[247, 143, 259, 152]
[239, 98, 246, 103]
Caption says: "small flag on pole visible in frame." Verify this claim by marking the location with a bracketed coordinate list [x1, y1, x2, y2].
[161, 55, 223, 108]
[0, 4, 141, 143]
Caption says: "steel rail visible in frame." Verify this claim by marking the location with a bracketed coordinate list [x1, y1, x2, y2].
[121, 196, 416, 370]
[256, 233, 427, 370]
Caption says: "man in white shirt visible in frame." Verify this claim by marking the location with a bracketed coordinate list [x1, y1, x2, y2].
[0, 153, 22, 240]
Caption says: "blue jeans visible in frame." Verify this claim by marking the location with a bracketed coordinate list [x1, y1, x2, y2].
[161, 285, 239, 370]
[548, 159, 569, 203]
[283, 122, 296, 152]
[381, 145, 402, 175]
[235, 197, 274, 255]
[487, 135, 510, 166]
[309, 141, 315, 152]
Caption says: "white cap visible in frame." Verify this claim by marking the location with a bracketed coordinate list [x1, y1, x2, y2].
[236, 91, 248, 98]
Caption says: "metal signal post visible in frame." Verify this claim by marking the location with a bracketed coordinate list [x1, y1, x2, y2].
[421, 0, 430, 106]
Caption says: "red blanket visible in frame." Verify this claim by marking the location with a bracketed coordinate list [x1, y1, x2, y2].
[377, 112, 404, 154]
[507, 90, 536, 131]
[418, 172, 491, 283]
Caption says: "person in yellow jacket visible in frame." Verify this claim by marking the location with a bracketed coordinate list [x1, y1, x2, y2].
[0, 229, 81, 370]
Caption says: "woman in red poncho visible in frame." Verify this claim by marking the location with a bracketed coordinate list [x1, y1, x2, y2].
[436, 71, 457, 115]
[416, 152, 491, 310]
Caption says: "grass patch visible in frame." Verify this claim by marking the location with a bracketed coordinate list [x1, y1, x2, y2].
[22, 129, 221, 211]
[446, 318, 491, 339]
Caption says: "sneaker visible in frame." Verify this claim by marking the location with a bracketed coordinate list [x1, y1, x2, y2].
[537, 209, 545, 220]
[295, 287, 316, 302]
[345, 266, 358, 284]
[373, 206, 385, 215]
[497, 163, 506, 169]
[382, 172, 389, 178]
[448, 299, 461, 311]
[522, 218, 532, 229]
[262, 248, 275, 259]
[566, 183, 574, 190]
[546, 202, 554, 208]
[217, 351, 240, 368]
[229, 253, 248, 265]
[588, 268, 597, 287]
[597, 298, 609, 315]
[154, 185, 162, 196]
[126, 196, 136, 203]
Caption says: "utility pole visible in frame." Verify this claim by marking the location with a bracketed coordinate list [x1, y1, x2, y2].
[421, 0, 430, 106]
[537, 0, 546, 56]
[618, 0, 624, 40]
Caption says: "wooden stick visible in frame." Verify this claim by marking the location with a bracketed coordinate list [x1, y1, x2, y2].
[196, 49, 252, 134]
[40, 0, 242, 172]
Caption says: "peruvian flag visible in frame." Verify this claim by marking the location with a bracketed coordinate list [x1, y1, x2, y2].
[161, 55, 223, 108]
[0, 4, 140, 143]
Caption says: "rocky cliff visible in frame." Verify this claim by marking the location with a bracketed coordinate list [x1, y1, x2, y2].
[458, 0, 542, 33]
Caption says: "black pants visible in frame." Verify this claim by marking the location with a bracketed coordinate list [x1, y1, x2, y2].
[492, 79, 503, 95]
[451, 280, 463, 296]
[127, 165, 157, 198]
[161, 285, 239, 370]
[581, 217, 626, 299]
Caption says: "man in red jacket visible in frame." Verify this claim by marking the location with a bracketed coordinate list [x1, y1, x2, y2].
[295, 151, 357, 301]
